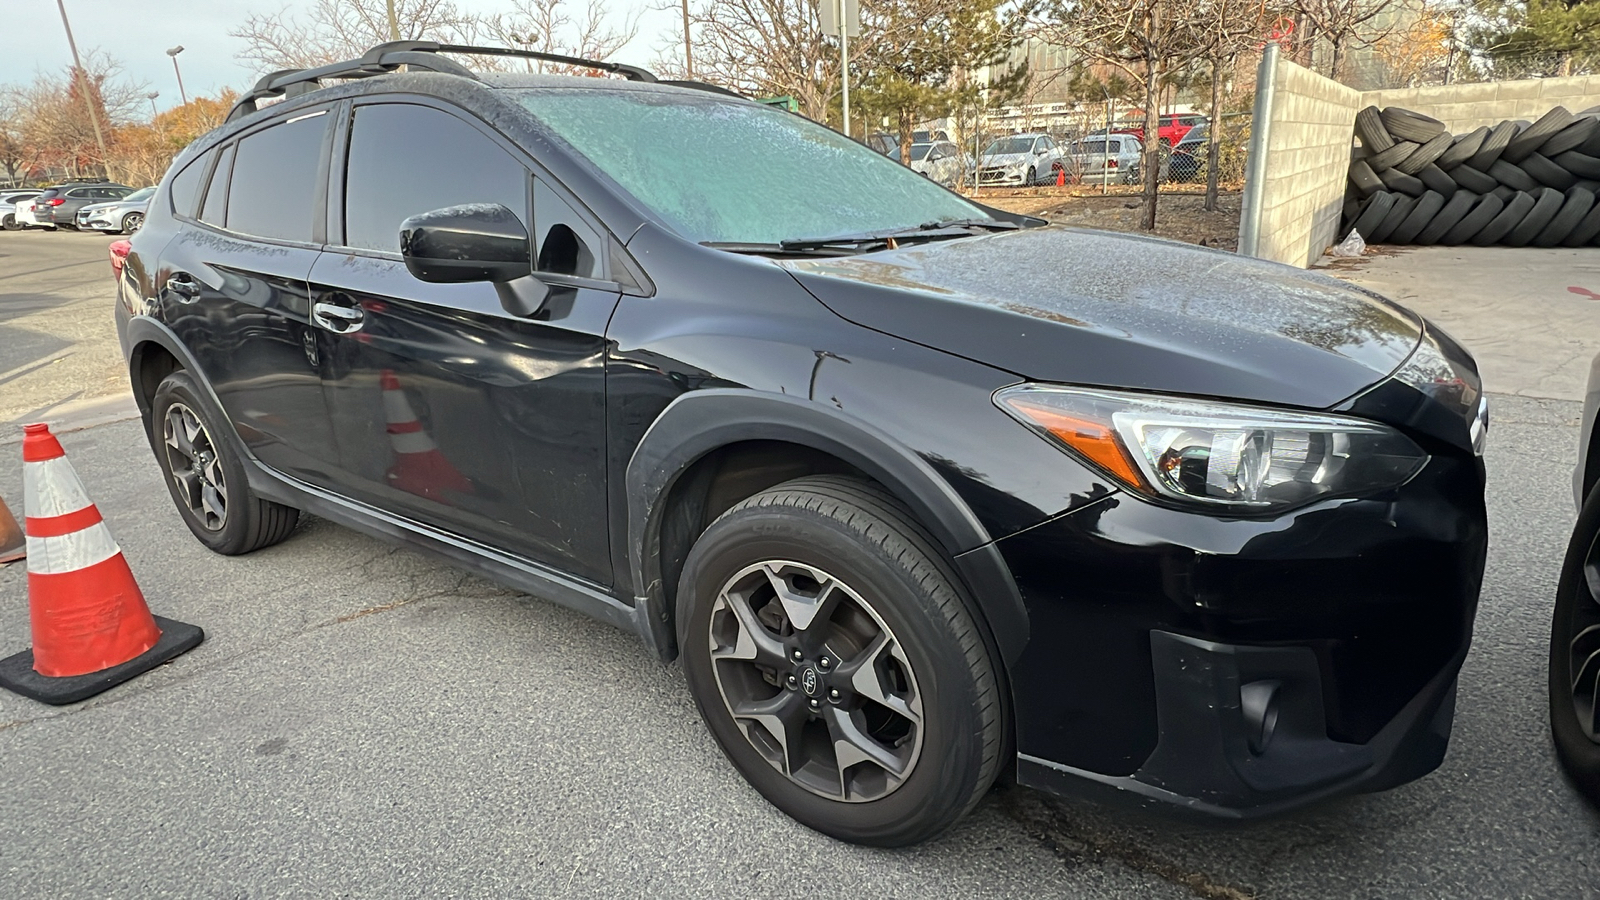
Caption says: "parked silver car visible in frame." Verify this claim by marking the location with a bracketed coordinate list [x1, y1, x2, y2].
[975, 133, 1063, 187]
[908, 140, 969, 187]
[1, 190, 44, 230]
[76, 185, 154, 234]
[1063, 134, 1166, 185]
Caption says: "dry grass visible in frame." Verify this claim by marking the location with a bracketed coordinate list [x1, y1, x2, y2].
[977, 185, 1244, 252]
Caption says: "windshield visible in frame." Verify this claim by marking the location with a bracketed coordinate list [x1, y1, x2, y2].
[985, 137, 1034, 155]
[909, 144, 933, 161]
[513, 88, 985, 245]
[125, 186, 155, 202]
[1072, 140, 1110, 154]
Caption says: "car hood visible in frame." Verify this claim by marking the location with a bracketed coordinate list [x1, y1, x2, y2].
[781, 226, 1423, 409]
[78, 200, 123, 212]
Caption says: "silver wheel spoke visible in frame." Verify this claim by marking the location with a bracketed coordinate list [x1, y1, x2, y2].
[762, 563, 843, 634]
[824, 705, 908, 780]
[200, 483, 226, 524]
[732, 689, 809, 776]
[171, 468, 200, 507]
[709, 594, 789, 669]
[839, 631, 923, 724]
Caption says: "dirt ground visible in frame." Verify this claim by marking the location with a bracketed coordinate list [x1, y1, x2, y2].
[978, 186, 1244, 251]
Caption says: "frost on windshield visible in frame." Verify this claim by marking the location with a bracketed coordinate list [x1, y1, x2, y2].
[514, 89, 983, 245]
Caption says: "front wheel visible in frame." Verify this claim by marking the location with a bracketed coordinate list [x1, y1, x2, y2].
[1025, 166, 1036, 186]
[1551, 482, 1600, 805]
[120, 211, 144, 234]
[679, 475, 1004, 846]
[150, 370, 300, 555]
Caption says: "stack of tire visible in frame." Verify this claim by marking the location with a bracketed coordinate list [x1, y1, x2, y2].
[1344, 105, 1600, 247]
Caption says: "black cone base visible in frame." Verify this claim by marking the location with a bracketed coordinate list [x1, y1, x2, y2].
[0, 616, 204, 705]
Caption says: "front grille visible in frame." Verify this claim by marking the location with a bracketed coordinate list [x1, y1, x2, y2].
[979, 168, 1014, 183]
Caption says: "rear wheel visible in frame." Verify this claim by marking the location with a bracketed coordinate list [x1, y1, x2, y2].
[150, 370, 300, 555]
[1, 214, 17, 231]
[679, 476, 1003, 846]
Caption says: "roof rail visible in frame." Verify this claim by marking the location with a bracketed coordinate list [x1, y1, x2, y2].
[226, 41, 660, 123]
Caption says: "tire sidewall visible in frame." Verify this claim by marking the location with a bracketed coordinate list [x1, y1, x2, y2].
[1552, 483, 1600, 799]
[150, 371, 258, 555]
[680, 502, 990, 845]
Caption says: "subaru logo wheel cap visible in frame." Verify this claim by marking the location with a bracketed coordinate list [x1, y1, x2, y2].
[800, 665, 820, 696]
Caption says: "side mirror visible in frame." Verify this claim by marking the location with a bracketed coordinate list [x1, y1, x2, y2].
[399, 203, 533, 284]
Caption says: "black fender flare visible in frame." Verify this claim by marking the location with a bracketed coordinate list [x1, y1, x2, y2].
[625, 388, 1028, 666]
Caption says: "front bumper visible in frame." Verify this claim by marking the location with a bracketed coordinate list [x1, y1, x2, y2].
[993, 448, 1486, 818]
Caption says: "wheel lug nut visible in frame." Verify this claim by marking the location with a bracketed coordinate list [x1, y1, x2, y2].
[785, 675, 798, 690]
[828, 688, 841, 702]
[808, 698, 821, 710]
[818, 657, 832, 670]
[791, 649, 803, 661]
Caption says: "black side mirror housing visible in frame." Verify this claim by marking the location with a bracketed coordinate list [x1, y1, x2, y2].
[399, 203, 533, 284]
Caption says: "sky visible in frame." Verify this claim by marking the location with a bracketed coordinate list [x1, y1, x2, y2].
[2, 0, 676, 115]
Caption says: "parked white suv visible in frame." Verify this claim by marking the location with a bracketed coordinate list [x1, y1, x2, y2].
[975, 133, 1063, 186]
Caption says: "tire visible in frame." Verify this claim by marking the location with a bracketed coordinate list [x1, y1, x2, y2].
[1380, 107, 1447, 143]
[1581, 125, 1600, 157]
[1524, 152, 1578, 190]
[1, 213, 16, 231]
[1437, 126, 1490, 170]
[1468, 120, 1519, 171]
[120, 211, 144, 234]
[1348, 159, 1384, 196]
[1026, 166, 1036, 186]
[679, 475, 1003, 847]
[1550, 483, 1600, 808]
[1504, 106, 1575, 162]
[1542, 117, 1599, 158]
[150, 370, 300, 555]
[1489, 158, 1539, 192]
[1395, 130, 1454, 174]
[1534, 186, 1595, 247]
[1451, 164, 1499, 194]
[1378, 166, 1426, 197]
[1555, 150, 1600, 180]
[1389, 190, 1446, 244]
[1442, 193, 1505, 245]
[1492, 184, 1518, 203]
[1417, 163, 1458, 198]
[1369, 193, 1418, 243]
[1369, 140, 1420, 172]
[1471, 190, 1536, 245]
[1564, 198, 1600, 247]
[1415, 189, 1480, 245]
[1350, 191, 1397, 240]
[1504, 187, 1564, 246]
[1355, 106, 1395, 151]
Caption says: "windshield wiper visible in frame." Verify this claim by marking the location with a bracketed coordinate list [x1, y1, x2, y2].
[778, 218, 1019, 251]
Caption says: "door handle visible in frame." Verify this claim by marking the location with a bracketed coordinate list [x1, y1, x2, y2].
[312, 299, 365, 333]
[166, 272, 200, 301]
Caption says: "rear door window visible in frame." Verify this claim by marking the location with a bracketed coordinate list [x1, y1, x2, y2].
[200, 143, 235, 227]
[226, 110, 329, 242]
[342, 102, 528, 253]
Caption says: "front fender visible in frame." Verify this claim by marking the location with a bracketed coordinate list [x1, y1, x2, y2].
[625, 388, 1028, 666]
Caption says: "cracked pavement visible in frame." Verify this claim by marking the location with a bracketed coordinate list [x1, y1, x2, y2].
[2, 232, 1599, 898]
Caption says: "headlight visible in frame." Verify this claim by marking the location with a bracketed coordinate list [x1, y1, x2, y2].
[995, 385, 1429, 512]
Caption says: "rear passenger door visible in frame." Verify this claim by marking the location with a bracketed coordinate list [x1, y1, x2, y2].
[158, 105, 340, 483]
[309, 99, 620, 585]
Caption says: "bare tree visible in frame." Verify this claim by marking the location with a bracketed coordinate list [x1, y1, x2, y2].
[9, 50, 147, 181]
[232, 0, 480, 71]
[660, 0, 850, 122]
[478, 0, 641, 73]
[1194, 0, 1275, 210]
[1293, 0, 1403, 81]
[1040, 0, 1209, 230]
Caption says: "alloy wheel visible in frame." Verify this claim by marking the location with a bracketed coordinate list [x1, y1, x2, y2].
[1565, 518, 1600, 740]
[707, 560, 925, 803]
[123, 212, 143, 233]
[162, 401, 228, 531]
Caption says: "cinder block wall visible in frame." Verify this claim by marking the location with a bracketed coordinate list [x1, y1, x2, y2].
[1240, 56, 1362, 268]
[1241, 66, 1600, 267]
[1364, 76, 1600, 133]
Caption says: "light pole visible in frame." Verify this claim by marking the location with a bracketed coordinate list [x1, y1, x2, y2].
[681, 0, 694, 79]
[55, 0, 110, 178]
[146, 91, 160, 120]
[166, 46, 188, 106]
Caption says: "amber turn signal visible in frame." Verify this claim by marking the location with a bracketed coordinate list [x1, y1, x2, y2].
[1003, 400, 1147, 490]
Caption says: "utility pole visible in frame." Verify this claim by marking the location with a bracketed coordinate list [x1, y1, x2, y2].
[55, 0, 110, 178]
[840, 23, 850, 138]
[387, 0, 401, 40]
[681, 0, 694, 78]
[822, 0, 857, 137]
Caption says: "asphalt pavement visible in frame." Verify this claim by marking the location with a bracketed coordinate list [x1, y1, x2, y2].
[1, 234, 1598, 898]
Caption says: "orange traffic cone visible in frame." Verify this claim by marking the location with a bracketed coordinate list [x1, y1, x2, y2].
[1056, 166, 1066, 187]
[0, 424, 203, 705]
[381, 371, 473, 502]
[0, 495, 21, 565]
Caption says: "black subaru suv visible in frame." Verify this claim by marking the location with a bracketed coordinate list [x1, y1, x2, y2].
[115, 43, 1489, 845]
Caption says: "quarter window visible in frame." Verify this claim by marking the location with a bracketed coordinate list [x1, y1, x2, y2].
[226, 111, 328, 243]
[167, 152, 209, 217]
[343, 103, 528, 253]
